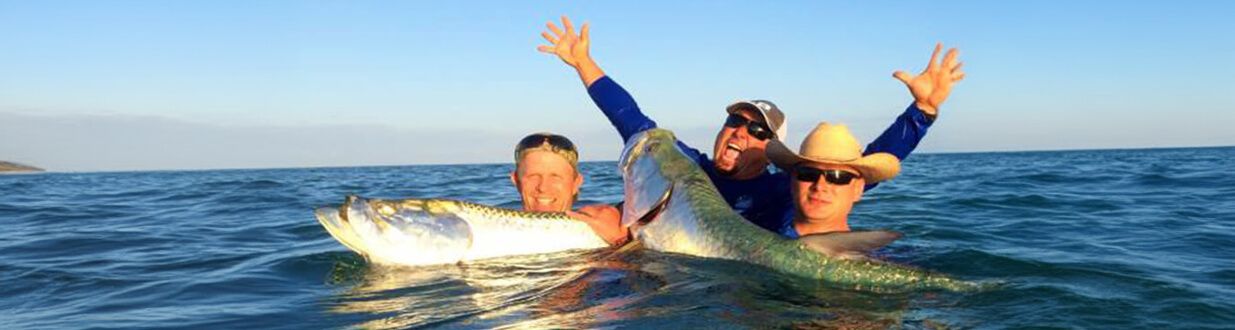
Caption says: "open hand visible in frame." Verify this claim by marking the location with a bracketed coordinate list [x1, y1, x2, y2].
[537, 16, 591, 69]
[893, 43, 966, 116]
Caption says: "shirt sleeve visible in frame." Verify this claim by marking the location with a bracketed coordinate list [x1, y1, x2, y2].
[675, 140, 708, 166]
[862, 103, 934, 191]
[588, 76, 713, 169]
[586, 76, 659, 144]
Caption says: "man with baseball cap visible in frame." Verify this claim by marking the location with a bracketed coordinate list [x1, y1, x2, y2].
[766, 123, 902, 237]
[537, 16, 964, 235]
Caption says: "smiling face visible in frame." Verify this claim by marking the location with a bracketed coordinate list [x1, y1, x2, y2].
[510, 150, 583, 212]
[791, 162, 866, 231]
[711, 109, 773, 179]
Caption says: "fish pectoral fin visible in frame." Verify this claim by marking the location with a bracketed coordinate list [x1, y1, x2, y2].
[798, 230, 903, 258]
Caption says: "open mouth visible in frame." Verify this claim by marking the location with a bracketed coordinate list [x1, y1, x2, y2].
[721, 142, 742, 162]
[632, 184, 673, 227]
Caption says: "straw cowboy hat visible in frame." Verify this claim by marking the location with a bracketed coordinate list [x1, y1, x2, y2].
[766, 122, 901, 183]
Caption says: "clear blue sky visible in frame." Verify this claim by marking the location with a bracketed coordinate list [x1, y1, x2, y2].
[2, 1, 1233, 171]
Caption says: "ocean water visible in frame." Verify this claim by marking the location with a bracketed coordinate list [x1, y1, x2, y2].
[2, 147, 1233, 329]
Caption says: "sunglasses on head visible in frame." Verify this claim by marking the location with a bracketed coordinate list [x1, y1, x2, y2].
[516, 133, 576, 153]
[794, 165, 861, 185]
[723, 113, 775, 141]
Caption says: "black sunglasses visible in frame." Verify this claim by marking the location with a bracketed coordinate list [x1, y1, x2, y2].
[516, 133, 576, 153]
[794, 165, 861, 185]
[723, 114, 775, 141]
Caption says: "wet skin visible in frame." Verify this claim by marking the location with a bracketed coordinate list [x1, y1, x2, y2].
[510, 150, 583, 212]
[791, 163, 867, 235]
[510, 149, 628, 245]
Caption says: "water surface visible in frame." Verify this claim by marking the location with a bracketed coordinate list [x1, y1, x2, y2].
[2, 147, 1233, 328]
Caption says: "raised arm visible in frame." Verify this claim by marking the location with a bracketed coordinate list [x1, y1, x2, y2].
[863, 43, 966, 189]
[537, 16, 658, 143]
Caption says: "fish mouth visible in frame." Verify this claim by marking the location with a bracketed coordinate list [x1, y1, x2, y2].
[631, 184, 673, 228]
[315, 198, 370, 257]
[316, 195, 476, 266]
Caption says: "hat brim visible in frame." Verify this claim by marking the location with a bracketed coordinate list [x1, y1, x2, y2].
[766, 140, 901, 183]
[727, 101, 767, 118]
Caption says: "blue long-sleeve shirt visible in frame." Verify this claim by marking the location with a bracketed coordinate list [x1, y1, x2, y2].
[587, 76, 933, 237]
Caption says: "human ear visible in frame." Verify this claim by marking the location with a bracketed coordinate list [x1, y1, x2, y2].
[573, 171, 584, 193]
[510, 171, 521, 193]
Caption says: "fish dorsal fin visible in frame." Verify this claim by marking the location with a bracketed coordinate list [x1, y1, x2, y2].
[798, 230, 903, 259]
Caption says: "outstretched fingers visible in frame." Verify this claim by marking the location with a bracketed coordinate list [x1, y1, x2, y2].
[893, 70, 914, 84]
[541, 31, 559, 45]
[546, 21, 565, 39]
[945, 47, 964, 83]
[942, 47, 959, 71]
[926, 43, 943, 71]
[561, 16, 575, 36]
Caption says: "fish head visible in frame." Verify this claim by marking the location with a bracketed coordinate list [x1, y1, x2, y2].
[315, 196, 473, 266]
[618, 129, 685, 230]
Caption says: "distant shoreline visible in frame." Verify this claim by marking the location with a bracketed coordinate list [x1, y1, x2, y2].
[0, 161, 44, 173]
[13, 144, 1233, 174]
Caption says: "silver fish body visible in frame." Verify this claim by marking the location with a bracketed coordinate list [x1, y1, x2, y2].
[315, 196, 608, 266]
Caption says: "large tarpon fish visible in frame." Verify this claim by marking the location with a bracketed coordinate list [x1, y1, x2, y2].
[618, 128, 981, 293]
[315, 196, 608, 266]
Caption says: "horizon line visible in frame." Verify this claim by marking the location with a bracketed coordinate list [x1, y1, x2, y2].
[9, 144, 1231, 175]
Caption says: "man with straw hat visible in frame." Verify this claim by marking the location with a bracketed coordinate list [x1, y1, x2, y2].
[766, 123, 902, 237]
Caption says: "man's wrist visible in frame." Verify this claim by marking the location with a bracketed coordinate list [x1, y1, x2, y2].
[578, 58, 604, 86]
[914, 102, 938, 121]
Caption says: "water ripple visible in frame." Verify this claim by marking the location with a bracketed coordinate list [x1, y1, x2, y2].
[1, 147, 1233, 328]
